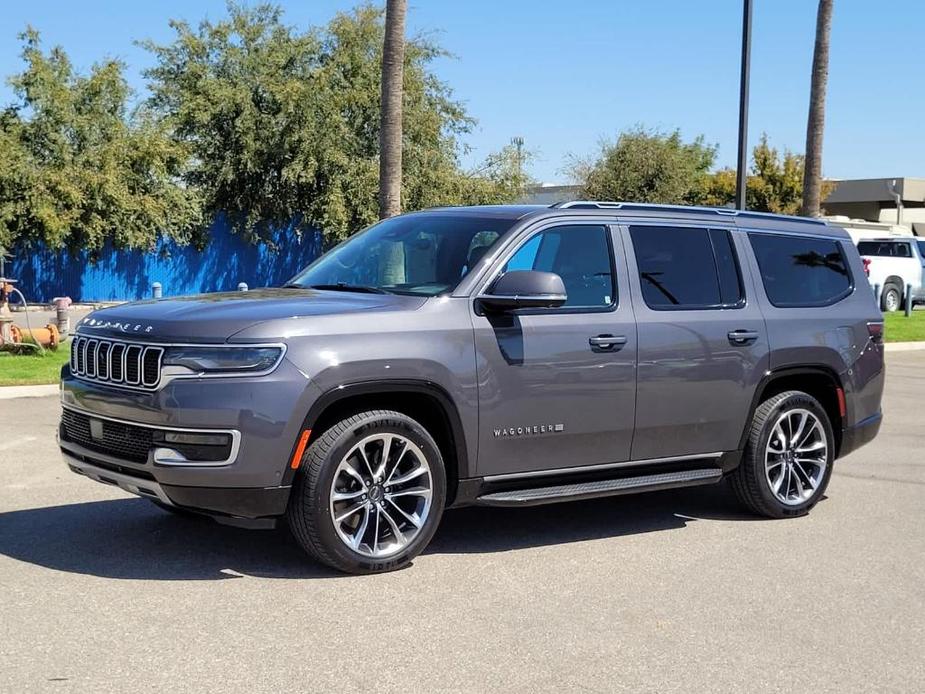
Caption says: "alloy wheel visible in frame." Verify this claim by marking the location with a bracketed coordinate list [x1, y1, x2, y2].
[764, 408, 828, 506]
[329, 433, 433, 558]
[884, 289, 900, 312]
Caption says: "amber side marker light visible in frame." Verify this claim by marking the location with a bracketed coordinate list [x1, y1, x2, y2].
[290, 429, 312, 469]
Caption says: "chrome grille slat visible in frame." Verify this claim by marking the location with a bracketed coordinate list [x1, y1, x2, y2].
[96, 342, 110, 380]
[70, 336, 162, 391]
[85, 340, 98, 377]
[110, 343, 125, 382]
[125, 345, 142, 385]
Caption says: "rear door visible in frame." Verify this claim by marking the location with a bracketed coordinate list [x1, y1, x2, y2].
[623, 223, 770, 460]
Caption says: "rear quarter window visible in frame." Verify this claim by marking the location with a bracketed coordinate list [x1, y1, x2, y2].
[749, 234, 853, 308]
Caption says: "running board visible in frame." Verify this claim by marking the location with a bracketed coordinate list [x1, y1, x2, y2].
[475, 468, 723, 507]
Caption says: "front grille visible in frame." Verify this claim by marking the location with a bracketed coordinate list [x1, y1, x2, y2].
[61, 409, 153, 463]
[71, 336, 162, 390]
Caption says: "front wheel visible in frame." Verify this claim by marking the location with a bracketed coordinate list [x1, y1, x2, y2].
[286, 410, 446, 574]
[730, 390, 834, 518]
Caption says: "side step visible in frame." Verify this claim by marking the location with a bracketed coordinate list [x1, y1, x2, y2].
[475, 468, 723, 507]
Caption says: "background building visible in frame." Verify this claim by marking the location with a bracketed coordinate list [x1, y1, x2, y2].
[824, 177, 925, 234]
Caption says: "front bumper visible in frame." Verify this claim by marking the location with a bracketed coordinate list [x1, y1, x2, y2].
[59, 357, 320, 488]
[58, 356, 322, 521]
[63, 446, 290, 522]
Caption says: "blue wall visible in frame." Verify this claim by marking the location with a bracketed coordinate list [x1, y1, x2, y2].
[10, 219, 323, 303]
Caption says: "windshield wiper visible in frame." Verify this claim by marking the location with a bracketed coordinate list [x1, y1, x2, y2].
[306, 283, 390, 294]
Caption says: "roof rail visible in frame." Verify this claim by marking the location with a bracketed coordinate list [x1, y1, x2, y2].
[549, 201, 829, 226]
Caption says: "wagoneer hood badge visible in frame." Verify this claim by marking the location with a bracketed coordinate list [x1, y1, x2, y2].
[79, 318, 155, 334]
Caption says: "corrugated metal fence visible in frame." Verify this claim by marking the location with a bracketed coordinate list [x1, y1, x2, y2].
[9, 219, 323, 303]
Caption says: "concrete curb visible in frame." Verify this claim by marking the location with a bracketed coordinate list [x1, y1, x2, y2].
[884, 342, 925, 352]
[0, 384, 59, 399]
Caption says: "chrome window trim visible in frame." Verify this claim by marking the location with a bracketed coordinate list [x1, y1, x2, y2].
[61, 403, 242, 467]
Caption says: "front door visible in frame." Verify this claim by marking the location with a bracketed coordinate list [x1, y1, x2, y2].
[623, 223, 770, 461]
[472, 222, 637, 477]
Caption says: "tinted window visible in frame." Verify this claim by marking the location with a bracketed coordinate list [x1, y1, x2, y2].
[918, 240, 925, 259]
[749, 234, 851, 307]
[502, 225, 614, 308]
[630, 226, 743, 309]
[857, 241, 913, 257]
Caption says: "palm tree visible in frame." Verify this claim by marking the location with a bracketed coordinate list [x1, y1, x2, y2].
[378, 0, 407, 220]
[801, 0, 834, 217]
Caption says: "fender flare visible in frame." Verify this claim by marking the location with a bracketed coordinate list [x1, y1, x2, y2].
[736, 365, 845, 454]
[281, 379, 470, 487]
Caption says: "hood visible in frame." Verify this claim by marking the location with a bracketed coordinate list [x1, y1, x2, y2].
[75, 288, 428, 343]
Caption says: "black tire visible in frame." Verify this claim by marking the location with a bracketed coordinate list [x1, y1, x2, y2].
[286, 409, 446, 574]
[730, 390, 834, 519]
[881, 283, 902, 312]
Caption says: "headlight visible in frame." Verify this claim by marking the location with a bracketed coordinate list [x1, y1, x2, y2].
[162, 346, 283, 374]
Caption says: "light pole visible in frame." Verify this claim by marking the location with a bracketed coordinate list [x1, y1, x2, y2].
[735, 0, 753, 210]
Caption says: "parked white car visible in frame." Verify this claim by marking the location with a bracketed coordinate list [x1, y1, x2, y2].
[857, 238, 925, 312]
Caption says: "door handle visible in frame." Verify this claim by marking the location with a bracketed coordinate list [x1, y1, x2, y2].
[727, 329, 759, 345]
[589, 335, 627, 350]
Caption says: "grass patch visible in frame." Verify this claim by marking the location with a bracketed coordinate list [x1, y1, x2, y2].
[0, 343, 71, 386]
[883, 310, 925, 343]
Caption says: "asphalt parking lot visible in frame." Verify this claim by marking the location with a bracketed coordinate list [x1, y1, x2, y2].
[1, 352, 923, 693]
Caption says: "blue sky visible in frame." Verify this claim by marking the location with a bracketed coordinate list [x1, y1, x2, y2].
[1, 1, 922, 183]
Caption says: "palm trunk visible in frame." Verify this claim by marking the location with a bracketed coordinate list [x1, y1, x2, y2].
[801, 0, 834, 217]
[378, 0, 407, 220]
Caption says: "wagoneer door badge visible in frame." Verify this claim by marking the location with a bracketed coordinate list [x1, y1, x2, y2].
[493, 423, 565, 438]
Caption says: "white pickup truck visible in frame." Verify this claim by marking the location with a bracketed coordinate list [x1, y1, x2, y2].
[857, 238, 925, 312]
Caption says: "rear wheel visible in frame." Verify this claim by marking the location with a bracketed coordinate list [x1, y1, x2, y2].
[881, 283, 902, 312]
[286, 409, 446, 574]
[730, 390, 834, 518]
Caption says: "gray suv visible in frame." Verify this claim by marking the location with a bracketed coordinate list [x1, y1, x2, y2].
[60, 202, 885, 574]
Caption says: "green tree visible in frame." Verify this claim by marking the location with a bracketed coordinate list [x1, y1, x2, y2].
[696, 135, 833, 215]
[0, 29, 201, 254]
[142, 2, 525, 247]
[570, 127, 717, 204]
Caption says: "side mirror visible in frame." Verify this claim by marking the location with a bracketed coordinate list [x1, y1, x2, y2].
[478, 270, 567, 312]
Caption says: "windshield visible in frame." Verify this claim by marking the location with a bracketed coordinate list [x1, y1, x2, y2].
[287, 214, 514, 295]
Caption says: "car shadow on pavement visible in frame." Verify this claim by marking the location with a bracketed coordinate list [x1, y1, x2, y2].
[0, 498, 337, 581]
[429, 481, 760, 555]
[0, 483, 761, 580]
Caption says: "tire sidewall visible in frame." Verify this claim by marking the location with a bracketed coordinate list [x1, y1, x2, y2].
[882, 284, 900, 312]
[306, 413, 446, 574]
[750, 393, 835, 517]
